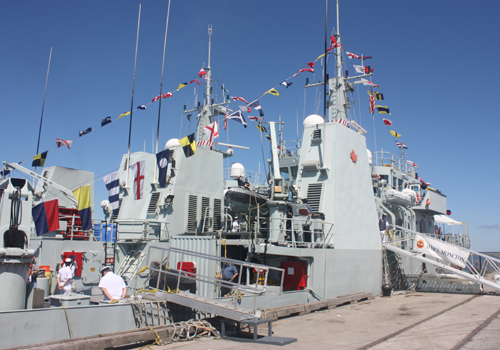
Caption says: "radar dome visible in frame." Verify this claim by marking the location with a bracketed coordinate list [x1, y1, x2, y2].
[230, 163, 245, 179]
[164, 138, 180, 149]
[303, 114, 325, 127]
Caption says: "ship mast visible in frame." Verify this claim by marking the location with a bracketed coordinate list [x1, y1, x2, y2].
[205, 26, 212, 106]
[187, 26, 229, 147]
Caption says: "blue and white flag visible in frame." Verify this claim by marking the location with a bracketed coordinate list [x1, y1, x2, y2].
[248, 99, 264, 117]
[101, 117, 112, 127]
[103, 171, 120, 215]
[79, 127, 92, 137]
[156, 149, 170, 187]
[223, 110, 247, 130]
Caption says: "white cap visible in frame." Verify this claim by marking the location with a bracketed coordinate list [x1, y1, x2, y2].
[65, 258, 72, 263]
[100, 266, 111, 273]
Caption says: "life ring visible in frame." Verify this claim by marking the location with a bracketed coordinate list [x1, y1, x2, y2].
[426, 198, 430, 206]
[416, 194, 421, 203]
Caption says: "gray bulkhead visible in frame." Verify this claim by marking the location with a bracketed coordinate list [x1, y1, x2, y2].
[294, 120, 382, 298]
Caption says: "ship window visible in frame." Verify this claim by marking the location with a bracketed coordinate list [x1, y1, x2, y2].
[291, 166, 298, 179]
[280, 167, 289, 180]
[398, 179, 403, 191]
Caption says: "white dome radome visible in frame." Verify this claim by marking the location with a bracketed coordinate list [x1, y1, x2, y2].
[230, 163, 245, 179]
[303, 114, 325, 127]
[165, 138, 180, 148]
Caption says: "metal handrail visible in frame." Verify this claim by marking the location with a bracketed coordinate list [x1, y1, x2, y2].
[267, 216, 334, 248]
[144, 246, 285, 315]
[385, 224, 500, 281]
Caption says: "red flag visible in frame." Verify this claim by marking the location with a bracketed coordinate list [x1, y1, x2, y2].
[293, 67, 315, 77]
[55, 139, 72, 149]
[198, 68, 207, 78]
[329, 35, 337, 48]
[369, 90, 375, 114]
[161, 92, 173, 98]
[152, 95, 160, 103]
[383, 118, 393, 126]
[307, 61, 315, 68]
[232, 96, 249, 104]
[189, 79, 200, 85]
[249, 116, 264, 121]
[346, 51, 360, 59]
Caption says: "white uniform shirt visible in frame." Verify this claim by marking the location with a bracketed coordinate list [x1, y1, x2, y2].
[58, 266, 73, 294]
[98, 272, 127, 300]
[232, 220, 239, 232]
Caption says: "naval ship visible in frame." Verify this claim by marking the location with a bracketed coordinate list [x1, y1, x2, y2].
[0, 2, 498, 348]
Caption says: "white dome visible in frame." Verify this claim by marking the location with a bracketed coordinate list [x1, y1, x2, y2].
[230, 163, 245, 178]
[303, 114, 325, 127]
[165, 138, 180, 148]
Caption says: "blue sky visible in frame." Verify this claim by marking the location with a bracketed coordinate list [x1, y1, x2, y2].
[1, 1, 499, 251]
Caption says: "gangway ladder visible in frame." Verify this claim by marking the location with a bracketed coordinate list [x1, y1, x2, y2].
[116, 250, 147, 284]
[384, 226, 500, 292]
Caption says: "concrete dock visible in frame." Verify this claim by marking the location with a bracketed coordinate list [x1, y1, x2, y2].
[151, 292, 500, 350]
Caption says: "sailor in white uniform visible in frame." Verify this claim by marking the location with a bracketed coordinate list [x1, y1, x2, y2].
[57, 258, 73, 294]
[98, 266, 127, 301]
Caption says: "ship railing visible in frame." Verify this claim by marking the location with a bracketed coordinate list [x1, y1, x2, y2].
[385, 224, 500, 281]
[115, 219, 169, 241]
[142, 246, 285, 315]
[372, 151, 415, 177]
[267, 216, 334, 248]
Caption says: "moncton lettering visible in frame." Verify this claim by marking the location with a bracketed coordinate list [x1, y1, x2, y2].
[415, 234, 470, 268]
[424, 245, 467, 264]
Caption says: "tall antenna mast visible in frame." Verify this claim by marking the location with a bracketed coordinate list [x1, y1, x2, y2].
[336, 0, 342, 79]
[322, 0, 328, 168]
[34, 47, 52, 184]
[35, 47, 52, 157]
[155, 0, 172, 155]
[126, 4, 141, 187]
[206, 25, 212, 105]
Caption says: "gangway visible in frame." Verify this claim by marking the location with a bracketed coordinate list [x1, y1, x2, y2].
[384, 225, 500, 292]
[141, 246, 284, 321]
[139, 246, 296, 345]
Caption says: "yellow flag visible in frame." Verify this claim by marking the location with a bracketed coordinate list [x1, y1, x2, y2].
[390, 130, 401, 138]
[118, 111, 131, 119]
[264, 88, 280, 98]
[315, 53, 325, 61]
